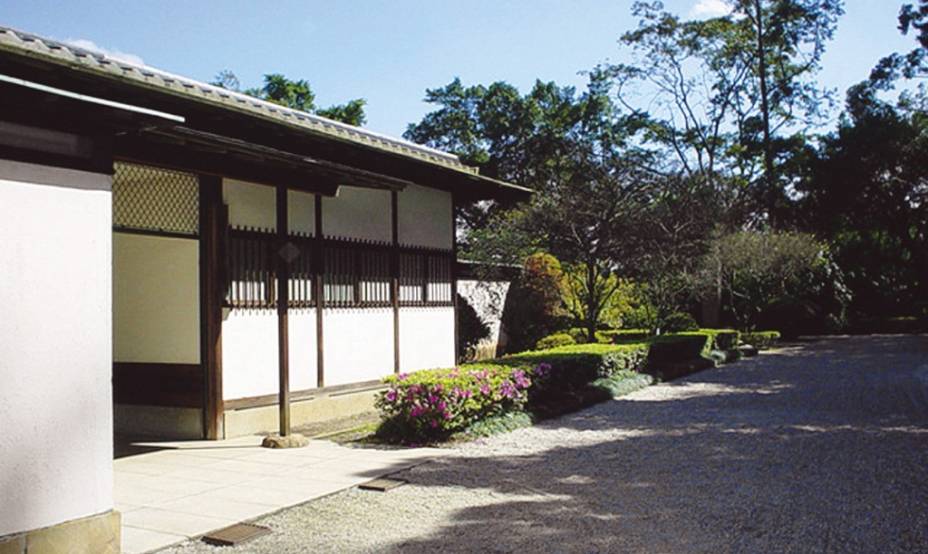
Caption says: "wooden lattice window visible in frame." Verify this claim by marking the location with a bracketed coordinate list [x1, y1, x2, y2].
[113, 162, 199, 237]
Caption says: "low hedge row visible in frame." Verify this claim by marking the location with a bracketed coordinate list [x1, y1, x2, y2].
[740, 330, 780, 350]
[376, 329, 745, 443]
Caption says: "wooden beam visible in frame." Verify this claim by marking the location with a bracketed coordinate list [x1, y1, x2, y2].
[392, 190, 400, 374]
[314, 194, 325, 388]
[276, 183, 291, 436]
[199, 175, 224, 439]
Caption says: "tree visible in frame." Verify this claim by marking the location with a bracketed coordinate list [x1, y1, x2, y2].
[696, 230, 840, 332]
[870, 1, 928, 88]
[795, 85, 928, 317]
[211, 71, 367, 126]
[499, 253, 567, 354]
[409, 75, 660, 341]
[603, 0, 843, 225]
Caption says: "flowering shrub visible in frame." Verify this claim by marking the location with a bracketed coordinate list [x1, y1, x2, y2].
[375, 363, 551, 442]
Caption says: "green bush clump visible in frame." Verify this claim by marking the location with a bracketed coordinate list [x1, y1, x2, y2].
[463, 411, 534, 438]
[535, 332, 577, 350]
[662, 312, 699, 332]
[375, 363, 543, 442]
[563, 327, 611, 344]
[647, 334, 711, 363]
[740, 330, 780, 350]
[500, 342, 651, 381]
[603, 329, 651, 342]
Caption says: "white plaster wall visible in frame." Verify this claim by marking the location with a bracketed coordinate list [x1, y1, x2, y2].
[399, 307, 456, 372]
[222, 309, 317, 400]
[0, 160, 113, 536]
[223, 179, 315, 234]
[289, 189, 315, 235]
[323, 308, 394, 385]
[113, 233, 200, 363]
[398, 183, 453, 249]
[322, 186, 390, 241]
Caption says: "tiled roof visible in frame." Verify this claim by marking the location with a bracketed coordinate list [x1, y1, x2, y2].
[0, 25, 478, 175]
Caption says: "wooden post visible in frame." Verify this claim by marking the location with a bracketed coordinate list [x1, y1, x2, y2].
[391, 190, 400, 374]
[199, 175, 224, 440]
[276, 184, 290, 436]
[314, 194, 325, 388]
[451, 195, 460, 365]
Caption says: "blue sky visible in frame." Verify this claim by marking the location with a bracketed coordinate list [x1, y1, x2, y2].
[2, 1, 919, 138]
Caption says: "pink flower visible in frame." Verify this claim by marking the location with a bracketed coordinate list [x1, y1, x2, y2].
[397, 372, 409, 381]
[479, 384, 491, 395]
[384, 389, 398, 402]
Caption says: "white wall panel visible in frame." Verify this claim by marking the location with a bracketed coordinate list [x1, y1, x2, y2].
[113, 233, 200, 364]
[323, 308, 394, 385]
[322, 186, 390, 241]
[398, 183, 452, 249]
[222, 309, 318, 400]
[399, 307, 456, 372]
[0, 160, 113, 536]
[224, 178, 275, 230]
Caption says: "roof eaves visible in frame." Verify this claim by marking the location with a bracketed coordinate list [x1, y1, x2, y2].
[0, 26, 483, 176]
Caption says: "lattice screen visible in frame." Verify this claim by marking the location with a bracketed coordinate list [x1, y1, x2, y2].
[112, 162, 199, 236]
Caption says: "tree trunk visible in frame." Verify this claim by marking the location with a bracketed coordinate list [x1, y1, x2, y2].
[755, 0, 776, 226]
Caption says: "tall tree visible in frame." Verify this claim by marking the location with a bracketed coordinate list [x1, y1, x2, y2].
[211, 71, 367, 126]
[407, 75, 656, 339]
[870, 1, 928, 88]
[604, 0, 843, 225]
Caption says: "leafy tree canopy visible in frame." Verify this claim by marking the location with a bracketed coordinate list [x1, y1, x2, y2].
[211, 70, 367, 126]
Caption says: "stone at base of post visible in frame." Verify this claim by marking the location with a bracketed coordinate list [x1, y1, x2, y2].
[261, 433, 310, 449]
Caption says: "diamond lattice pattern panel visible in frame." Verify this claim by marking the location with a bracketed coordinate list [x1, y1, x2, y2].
[113, 162, 199, 235]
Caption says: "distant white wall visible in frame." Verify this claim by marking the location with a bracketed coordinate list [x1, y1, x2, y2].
[322, 186, 390, 241]
[398, 183, 452, 249]
[457, 279, 510, 348]
[324, 308, 394, 385]
[113, 233, 200, 364]
[221, 309, 318, 400]
[0, 160, 113, 536]
[399, 307, 456, 372]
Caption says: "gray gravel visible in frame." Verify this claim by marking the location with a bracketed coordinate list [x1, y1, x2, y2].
[163, 335, 928, 553]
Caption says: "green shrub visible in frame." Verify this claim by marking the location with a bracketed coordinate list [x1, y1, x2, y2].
[647, 334, 710, 363]
[740, 330, 780, 350]
[662, 312, 699, 332]
[535, 332, 576, 350]
[375, 363, 542, 442]
[564, 327, 610, 344]
[499, 342, 651, 381]
[499, 253, 566, 354]
[592, 371, 654, 397]
[602, 329, 651, 342]
[463, 411, 534, 438]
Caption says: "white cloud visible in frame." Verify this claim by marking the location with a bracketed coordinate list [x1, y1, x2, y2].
[64, 38, 145, 66]
[689, 0, 733, 19]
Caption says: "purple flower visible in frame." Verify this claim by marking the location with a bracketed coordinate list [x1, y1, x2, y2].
[384, 389, 398, 403]
[533, 363, 552, 378]
[410, 406, 425, 418]
[397, 372, 409, 381]
[500, 380, 517, 399]
[512, 370, 531, 389]
[479, 384, 491, 395]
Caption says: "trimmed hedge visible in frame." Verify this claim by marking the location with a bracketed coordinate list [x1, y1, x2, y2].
[535, 332, 576, 350]
[376, 329, 744, 443]
[740, 330, 780, 350]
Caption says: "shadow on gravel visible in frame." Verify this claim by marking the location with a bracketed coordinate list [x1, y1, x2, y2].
[380, 335, 928, 553]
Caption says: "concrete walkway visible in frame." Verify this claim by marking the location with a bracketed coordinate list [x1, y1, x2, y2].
[115, 435, 443, 553]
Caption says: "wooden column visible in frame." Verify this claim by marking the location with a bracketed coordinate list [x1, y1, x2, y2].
[391, 190, 400, 374]
[451, 195, 460, 365]
[314, 194, 325, 388]
[276, 184, 291, 436]
[199, 175, 224, 440]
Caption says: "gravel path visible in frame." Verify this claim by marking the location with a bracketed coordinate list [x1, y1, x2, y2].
[163, 335, 928, 553]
